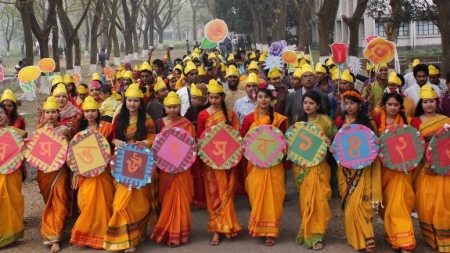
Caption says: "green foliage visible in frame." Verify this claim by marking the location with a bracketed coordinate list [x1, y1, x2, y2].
[215, 0, 253, 34]
[366, 0, 438, 25]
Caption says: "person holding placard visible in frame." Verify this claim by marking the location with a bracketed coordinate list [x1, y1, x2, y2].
[69, 96, 115, 249]
[410, 85, 450, 252]
[372, 91, 415, 253]
[104, 84, 157, 253]
[333, 89, 381, 253]
[150, 92, 195, 246]
[240, 85, 288, 246]
[36, 96, 72, 253]
[51, 84, 81, 131]
[293, 91, 337, 250]
[1, 89, 25, 131]
[0, 103, 24, 248]
[196, 79, 242, 246]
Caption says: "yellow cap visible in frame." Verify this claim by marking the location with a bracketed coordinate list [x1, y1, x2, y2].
[259, 54, 267, 62]
[267, 67, 282, 79]
[227, 54, 234, 62]
[63, 74, 74, 84]
[154, 77, 166, 92]
[77, 84, 88, 94]
[163, 91, 181, 105]
[193, 48, 200, 54]
[248, 61, 259, 70]
[366, 62, 372, 71]
[116, 71, 123, 79]
[183, 56, 192, 62]
[374, 63, 388, 71]
[292, 68, 302, 78]
[207, 79, 224, 93]
[174, 64, 183, 72]
[388, 72, 401, 86]
[246, 73, 260, 84]
[117, 64, 124, 71]
[184, 61, 197, 75]
[220, 63, 226, 72]
[122, 70, 135, 82]
[314, 63, 327, 73]
[330, 67, 339, 81]
[419, 84, 438, 99]
[43, 96, 60, 110]
[226, 65, 240, 78]
[52, 83, 68, 96]
[140, 61, 152, 72]
[412, 59, 421, 68]
[208, 52, 216, 60]
[92, 72, 102, 82]
[428, 65, 440, 76]
[341, 69, 354, 83]
[299, 58, 310, 68]
[191, 83, 203, 97]
[325, 58, 334, 66]
[134, 65, 140, 71]
[1, 89, 16, 103]
[125, 83, 144, 98]
[198, 66, 206, 76]
[82, 96, 99, 110]
[52, 75, 63, 86]
[191, 52, 200, 59]
[249, 52, 256, 60]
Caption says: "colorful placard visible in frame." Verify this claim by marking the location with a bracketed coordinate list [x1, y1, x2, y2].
[198, 122, 242, 170]
[0, 128, 25, 174]
[24, 128, 68, 173]
[152, 127, 197, 174]
[426, 125, 450, 176]
[67, 130, 111, 177]
[379, 124, 424, 173]
[204, 19, 228, 43]
[332, 124, 379, 170]
[243, 125, 286, 168]
[110, 143, 155, 189]
[285, 122, 327, 167]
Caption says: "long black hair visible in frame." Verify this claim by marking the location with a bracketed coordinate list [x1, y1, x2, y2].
[76, 109, 101, 132]
[218, 92, 232, 125]
[256, 88, 275, 124]
[68, 83, 77, 98]
[1, 100, 19, 127]
[0, 103, 7, 126]
[298, 90, 325, 122]
[340, 89, 374, 131]
[414, 98, 440, 117]
[115, 97, 148, 141]
[381, 92, 408, 124]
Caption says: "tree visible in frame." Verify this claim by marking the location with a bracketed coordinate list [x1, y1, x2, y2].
[290, 0, 314, 50]
[317, 0, 340, 55]
[104, 0, 121, 64]
[16, 0, 35, 66]
[154, 0, 183, 48]
[89, 0, 103, 73]
[270, 0, 288, 41]
[245, 0, 270, 49]
[215, 0, 252, 35]
[433, 0, 450, 72]
[0, 4, 21, 56]
[342, 0, 369, 56]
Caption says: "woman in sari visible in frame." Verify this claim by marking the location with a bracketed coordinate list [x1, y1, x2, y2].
[372, 91, 415, 253]
[150, 92, 195, 246]
[69, 96, 115, 249]
[0, 104, 24, 248]
[410, 85, 450, 252]
[37, 96, 72, 253]
[293, 91, 336, 250]
[52, 83, 80, 129]
[104, 84, 157, 253]
[334, 89, 382, 253]
[240, 85, 288, 246]
[196, 79, 242, 246]
[1, 89, 25, 131]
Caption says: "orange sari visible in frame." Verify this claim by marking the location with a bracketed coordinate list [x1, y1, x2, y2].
[70, 122, 115, 249]
[103, 115, 156, 250]
[196, 109, 242, 237]
[37, 124, 72, 245]
[412, 114, 450, 252]
[242, 111, 288, 238]
[150, 117, 195, 246]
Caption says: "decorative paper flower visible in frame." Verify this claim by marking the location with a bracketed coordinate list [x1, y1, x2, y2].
[279, 40, 287, 48]
[18, 66, 41, 83]
[38, 58, 56, 73]
[330, 43, 348, 65]
[363, 37, 396, 64]
[71, 72, 81, 85]
[269, 41, 285, 57]
[346, 56, 362, 75]
[281, 50, 297, 64]
[283, 45, 297, 52]
[365, 35, 379, 44]
[263, 55, 283, 71]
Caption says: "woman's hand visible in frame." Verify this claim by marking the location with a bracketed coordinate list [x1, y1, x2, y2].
[135, 140, 148, 147]
[71, 174, 79, 190]
[374, 138, 381, 145]
[324, 137, 332, 146]
[113, 139, 125, 149]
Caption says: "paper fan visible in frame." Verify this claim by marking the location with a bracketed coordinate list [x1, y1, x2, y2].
[263, 55, 283, 71]
[346, 56, 362, 75]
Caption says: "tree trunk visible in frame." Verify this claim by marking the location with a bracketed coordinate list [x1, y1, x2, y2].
[16, 0, 34, 65]
[158, 29, 164, 45]
[74, 36, 82, 67]
[133, 29, 139, 56]
[317, 0, 340, 55]
[433, 0, 450, 72]
[192, 9, 197, 41]
[90, 0, 103, 65]
[342, 0, 369, 56]
[65, 41, 74, 71]
[149, 8, 155, 47]
[385, 0, 402, 42]
[245, 0, 261, 46]
[52, 24, 60, 72]
[121, 0, 133, 55]
[291, 0, 313, 51]
[272, 0, 287, 41]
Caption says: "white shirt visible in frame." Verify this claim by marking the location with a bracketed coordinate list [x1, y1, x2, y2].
[402, 72, 416, 92]
[404, 83, 440, 105]
[176, 86, 190, 116]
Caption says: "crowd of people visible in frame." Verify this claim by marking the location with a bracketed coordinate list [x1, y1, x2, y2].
[0, 45, 450, 253]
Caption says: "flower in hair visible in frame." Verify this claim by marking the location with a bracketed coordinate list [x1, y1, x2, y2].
[342, 90, 364, 103]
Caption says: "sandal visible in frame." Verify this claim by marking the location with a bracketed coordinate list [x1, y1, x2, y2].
[210, 233, 220, 246]
[312, 241, 324, 250]
[265, 237, 276, 246]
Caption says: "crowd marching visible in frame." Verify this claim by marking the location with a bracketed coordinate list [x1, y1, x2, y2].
[1, 43, 450, 253]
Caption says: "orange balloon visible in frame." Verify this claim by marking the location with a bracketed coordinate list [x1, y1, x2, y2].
[18, 66, 41, 83]
[282, 50, 297, 64]
[38, 58, 56, 73]
[204, 19, 228, 43]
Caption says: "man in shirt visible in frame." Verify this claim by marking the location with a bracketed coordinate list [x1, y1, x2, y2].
[362, 63, 389, 107]
[314, 62, 334, 95]
[224, 65, 246, 109]
[405, 64, 440, 104]
[428, 64, 448, 97]
[146, 77, 168, 122]
[177, 61, 198, 116]
[267, 67, 288, 115]
[403, 58, 421, 92]
[234, 73, 258, 125]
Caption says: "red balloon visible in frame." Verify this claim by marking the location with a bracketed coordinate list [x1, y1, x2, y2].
[330, 43, 348, 65]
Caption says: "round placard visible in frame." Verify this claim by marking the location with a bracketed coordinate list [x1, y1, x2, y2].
[198, 122, 242, 170]
[426, 125, 450, 176]
[152, 127, 197, 173]
[24, 127, 68, 173]
[110, 143, 155, 189]
[332, 124, 379, 170]
[0, 127, 25, 174]
[379, 124, 424, 173]
[242, 125, 286, 168]
[285, 122, 327, 167]
[67, 130, 111, 177]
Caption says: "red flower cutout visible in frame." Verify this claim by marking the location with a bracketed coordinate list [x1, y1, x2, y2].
[330, 43, 348, 65]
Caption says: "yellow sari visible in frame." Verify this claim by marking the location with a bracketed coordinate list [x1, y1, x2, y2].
[150, 117, 195, 246]
[244, 111, 288, 238]
[413, 114, 450, 252]
[103, 115, 157, 250]
[294, 114, 336, 248]
[197, 109, 242, 237]
[336, 119, 382, 251]
[70, 122, 115, 249]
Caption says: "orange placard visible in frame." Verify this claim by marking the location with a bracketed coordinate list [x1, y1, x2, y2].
[18, 66, 41, 83]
